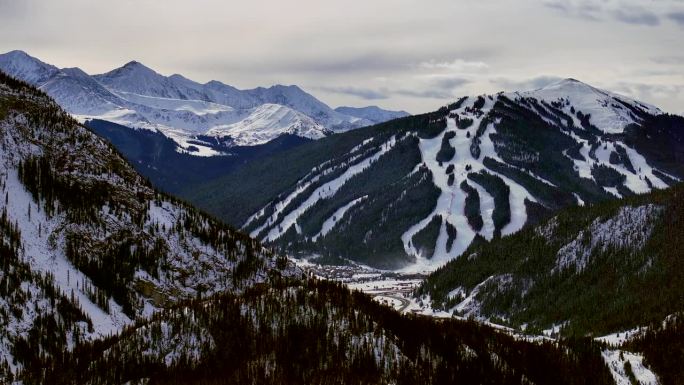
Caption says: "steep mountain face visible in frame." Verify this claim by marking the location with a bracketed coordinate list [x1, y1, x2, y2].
[0, 51, 407, 152]
[0, 71, 297, 380]
[186, 79, 684, 270]
[417, 183, 684, 337]
[204, 103, 327, 146]
[0, 72, 620, 385]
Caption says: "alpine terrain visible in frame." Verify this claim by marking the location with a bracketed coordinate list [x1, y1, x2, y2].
[186, 78, 684, 270]
[0, 70, 629, 384]
[0, 50, 408, 193]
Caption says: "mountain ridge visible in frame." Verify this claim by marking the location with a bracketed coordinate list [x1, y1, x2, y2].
[183, 78, 684, 271]
[0, 50, 409, 151]
[0, 71, 299, 379]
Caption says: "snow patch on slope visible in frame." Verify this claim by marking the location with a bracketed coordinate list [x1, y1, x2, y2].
[517, 78, 661, 134]
[554, 204, 663, 273]
[401, 96, 535, 273]
[205, 103, 327, 146]
[602, 350, 658, 385]
[311, 196, 367, 241]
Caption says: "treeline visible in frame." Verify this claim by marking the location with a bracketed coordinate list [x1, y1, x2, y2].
[277, 135, 439, 269]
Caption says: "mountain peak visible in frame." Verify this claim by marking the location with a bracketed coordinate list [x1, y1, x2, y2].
[3, 49, 32, 59]
[509, 77, 662, 134]
[0, 49, 59, 85]
[118, 60, 156, 74]
[539, 77, 595, 92]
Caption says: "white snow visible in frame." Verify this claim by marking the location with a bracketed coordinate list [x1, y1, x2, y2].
[401, 96, 535, 273]
[515, 78, 661, 134]
[311, 196, 367, 241]
[0, 50, 403, 151]
[0, 127, 132, 339]
[554, 204, 663, 273]
[596, 327, 645, 346]
[204, 103, 326, 146]
[602, 350, 658, 385]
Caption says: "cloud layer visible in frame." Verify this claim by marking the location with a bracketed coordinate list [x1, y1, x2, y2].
[0, 0, 682, 114]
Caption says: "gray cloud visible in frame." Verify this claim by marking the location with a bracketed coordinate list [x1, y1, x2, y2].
[613, 6, 660, 25]
[394, 89, 456, 99]
[543, 1, 603, 21]
[668, 11, 684, 26]
[428, 76, 472, 90]
[317, 86, 389, 100]
[610, 81, 684, 114]
[0, 0, 682, 115]
[544, 0, 684, 26]
[492, 76, 564, 92]
[650, 55, 684, 65]
[320, 77, 470, 101]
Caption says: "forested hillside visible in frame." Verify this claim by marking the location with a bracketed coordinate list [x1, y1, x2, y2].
[33, 279, 614, 385]
[0, 71, 296, 381]
[418, 183, 684, 337]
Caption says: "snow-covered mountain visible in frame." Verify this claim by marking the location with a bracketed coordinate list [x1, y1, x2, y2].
[0, 71, 303, 380]
[335, 105, 410, 124]
[187, 78, 684, 271]
[0, 50, 408, 152]
[0, 50, 59, 84]
[0, 71, 627, 385]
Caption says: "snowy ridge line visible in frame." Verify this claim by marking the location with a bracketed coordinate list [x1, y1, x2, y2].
[311, 195, 368, 242]
[0, 50, 410, 153]
[263, 134, 403, 242]
[511, 78, 660, 134]
[509, 85, 670, 196]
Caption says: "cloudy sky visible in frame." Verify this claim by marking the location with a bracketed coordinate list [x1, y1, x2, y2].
[1, 0, 683, 114]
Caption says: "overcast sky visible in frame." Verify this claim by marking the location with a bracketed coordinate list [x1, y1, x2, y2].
[1, 0, 682, 114]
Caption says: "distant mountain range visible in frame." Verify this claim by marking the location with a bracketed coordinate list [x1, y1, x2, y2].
[0, 50, 408, 152]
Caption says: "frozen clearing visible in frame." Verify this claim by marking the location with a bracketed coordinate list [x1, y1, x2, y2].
[602, 350, 658, 385]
